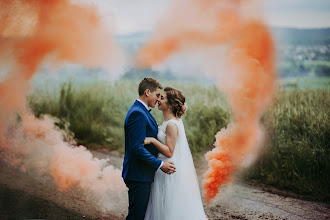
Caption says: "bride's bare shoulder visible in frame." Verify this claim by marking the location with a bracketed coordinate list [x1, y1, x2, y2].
[166, 122, 179, 136]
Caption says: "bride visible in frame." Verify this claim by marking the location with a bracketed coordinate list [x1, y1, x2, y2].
[144, 87, 206, 220]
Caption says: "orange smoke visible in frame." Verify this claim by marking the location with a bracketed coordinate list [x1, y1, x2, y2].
[204, 22, 275, 204]
[136, 0, 276, 204]
[0, 0, 120, 115]
[136, 0, 244, 67]
[0, 0, 125, 211]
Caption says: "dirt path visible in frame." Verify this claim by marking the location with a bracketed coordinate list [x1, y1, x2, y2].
[0, 149, 329, 220]
[202, 181, 330, 220]
[194, 160, 330, 220]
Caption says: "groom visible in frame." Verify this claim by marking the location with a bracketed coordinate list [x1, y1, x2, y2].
[122, 78, 176, 220]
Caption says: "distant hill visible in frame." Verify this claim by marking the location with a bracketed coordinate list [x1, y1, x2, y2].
[115, 27, 330, 79]
[116, 27, 330, 46]
[271, 27, 330, 45]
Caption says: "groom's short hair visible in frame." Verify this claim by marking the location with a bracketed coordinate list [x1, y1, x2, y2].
[138, 78, 163, 96]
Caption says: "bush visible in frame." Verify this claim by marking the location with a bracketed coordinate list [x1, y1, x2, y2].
[28, 81, 135, 151]
[184, 104, 230, 156]
[244, 89, 330, 199]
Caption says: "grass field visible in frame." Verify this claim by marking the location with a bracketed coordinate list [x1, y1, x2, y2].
[28, 79, 230, 153]
[243, 89, 329, 199]
[27, 77, 329, 200]
[280, 76, 330, 89]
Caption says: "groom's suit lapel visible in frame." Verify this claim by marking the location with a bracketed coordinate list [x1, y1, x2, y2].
[134, 100, 158, 128]
[148, 112, 158, 129]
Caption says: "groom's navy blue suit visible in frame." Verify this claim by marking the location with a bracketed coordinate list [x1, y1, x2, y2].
[122, 100, 162, 220]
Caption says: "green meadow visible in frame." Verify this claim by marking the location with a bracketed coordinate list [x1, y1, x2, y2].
[28, 77, 329, 200]
[244, 89, 329, 200]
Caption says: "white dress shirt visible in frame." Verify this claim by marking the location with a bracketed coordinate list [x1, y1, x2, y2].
[137, 99, 149, 111]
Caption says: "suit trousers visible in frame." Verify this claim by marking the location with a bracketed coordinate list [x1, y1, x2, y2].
[125, 180, 152, 220]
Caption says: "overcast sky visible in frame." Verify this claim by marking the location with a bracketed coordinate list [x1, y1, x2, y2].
[264, 0, 330, 28]
[95, 0, 330, 34]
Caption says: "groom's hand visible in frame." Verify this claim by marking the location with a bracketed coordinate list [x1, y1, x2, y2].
[160, 161, 176, 175]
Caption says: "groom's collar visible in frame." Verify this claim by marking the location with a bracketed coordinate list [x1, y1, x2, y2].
[135, 99, 157, 128]
[136, 99, 150, 111]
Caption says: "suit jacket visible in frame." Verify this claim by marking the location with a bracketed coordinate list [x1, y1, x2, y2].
[122, 100, 162, 182]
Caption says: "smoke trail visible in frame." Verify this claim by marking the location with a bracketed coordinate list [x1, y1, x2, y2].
[0, 0, 126, 212]
[136, 0, 276, 204]
[203, 21, 276, 204]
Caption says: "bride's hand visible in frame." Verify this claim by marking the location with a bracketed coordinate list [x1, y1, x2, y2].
[143, 137, 154, 145]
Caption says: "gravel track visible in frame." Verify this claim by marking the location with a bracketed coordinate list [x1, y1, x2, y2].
[0, 149, 329, 220]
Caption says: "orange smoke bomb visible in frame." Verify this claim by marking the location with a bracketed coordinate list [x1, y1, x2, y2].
[136, 0, 276, 204]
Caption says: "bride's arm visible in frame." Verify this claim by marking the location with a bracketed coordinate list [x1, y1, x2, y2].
[144, 123, 178, 158]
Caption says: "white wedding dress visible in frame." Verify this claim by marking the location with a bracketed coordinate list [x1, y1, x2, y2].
[145, 118, 206, 220]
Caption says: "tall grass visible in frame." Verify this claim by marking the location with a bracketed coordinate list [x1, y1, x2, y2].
[28, 81, 135, 150]
[244, 89, 330, 199]
[27, 80, 229, 155]
[28, 79, 329, 199]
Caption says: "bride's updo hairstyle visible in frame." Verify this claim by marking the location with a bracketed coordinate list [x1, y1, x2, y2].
[164, 87, 186, 118]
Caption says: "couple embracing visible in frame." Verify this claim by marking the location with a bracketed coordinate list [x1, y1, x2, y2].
[122, 78, 207, 220]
